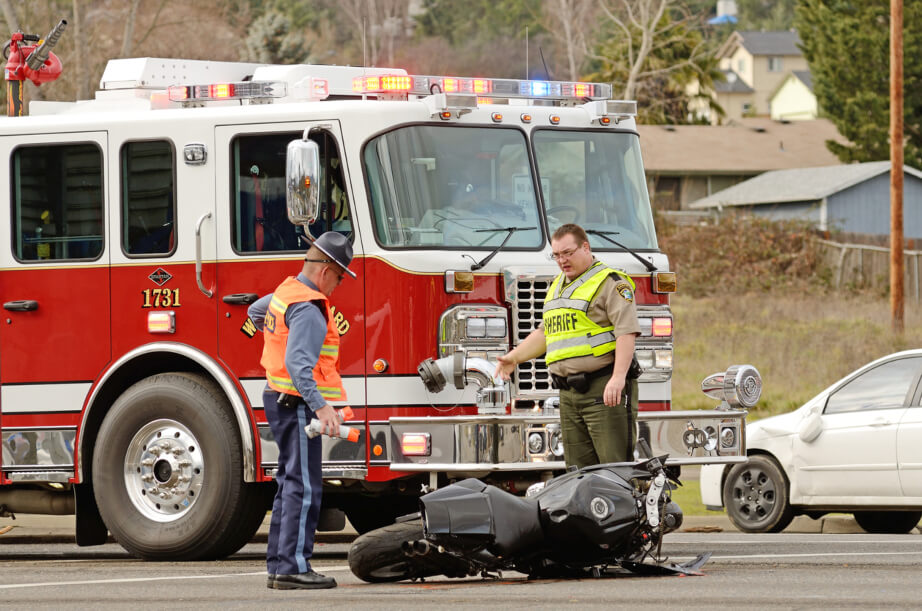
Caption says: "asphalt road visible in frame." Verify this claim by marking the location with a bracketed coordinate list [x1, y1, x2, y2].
[3, 532, 922, 609]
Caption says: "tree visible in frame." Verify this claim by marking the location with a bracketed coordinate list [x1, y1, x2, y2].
[735, 0, 796, 30]
[795, 0, 922, 169]
[243, 9, 311, 64]
[587, 0, 723, 124]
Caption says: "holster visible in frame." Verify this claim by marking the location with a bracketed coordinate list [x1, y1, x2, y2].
[277, 392, 300, 409]
[627, 355, 643, 380]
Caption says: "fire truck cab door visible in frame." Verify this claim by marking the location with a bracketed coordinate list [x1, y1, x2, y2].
[214, 121, 367, 417]
[1, 132, 110, 461]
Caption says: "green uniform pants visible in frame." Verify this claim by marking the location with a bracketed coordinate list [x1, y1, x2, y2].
[559, 374, 638, 469]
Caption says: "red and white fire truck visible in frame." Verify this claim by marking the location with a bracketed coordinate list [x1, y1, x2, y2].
[0, 57, 755, 559]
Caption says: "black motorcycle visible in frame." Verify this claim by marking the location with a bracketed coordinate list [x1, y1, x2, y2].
[348, 455, 710, 582]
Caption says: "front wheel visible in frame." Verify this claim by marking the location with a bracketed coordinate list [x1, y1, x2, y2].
[92, 372, 266, 560]
[853, 510, 922, 534]
[723, 455, 794, 533]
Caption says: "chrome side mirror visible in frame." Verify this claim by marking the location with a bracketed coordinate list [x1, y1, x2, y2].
[286, 138, 321, 227]
[701, 364, 762, 410]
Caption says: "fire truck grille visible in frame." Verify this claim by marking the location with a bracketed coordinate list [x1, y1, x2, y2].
[512, 276, 554, 409]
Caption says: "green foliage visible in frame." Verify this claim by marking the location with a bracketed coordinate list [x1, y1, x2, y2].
[795, 0, 922, 169]
[736, 0, 797, 30]
[587, 10, 723, 124]
[415, 0, 544, 45]
[242, 9, 311, 64]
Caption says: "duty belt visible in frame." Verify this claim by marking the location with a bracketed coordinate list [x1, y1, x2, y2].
[551, 366, 612, 393]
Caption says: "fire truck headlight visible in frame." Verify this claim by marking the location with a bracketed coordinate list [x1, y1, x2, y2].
[466, 317, 486, 337]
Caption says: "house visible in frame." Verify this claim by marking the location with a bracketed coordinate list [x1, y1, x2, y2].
[639, 118, 846, 210]
[687, 161, 922, 239]
[770, 71, 817, 121]
[690, 30, 810, 124]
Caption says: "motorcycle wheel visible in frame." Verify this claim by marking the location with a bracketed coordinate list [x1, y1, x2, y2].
[853, 510, 922, 534]
[723, 455, 794, 533]
[348, 520, 438, 583]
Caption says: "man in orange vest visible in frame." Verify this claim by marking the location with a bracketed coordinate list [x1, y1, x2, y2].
[248, 231, 356, 590]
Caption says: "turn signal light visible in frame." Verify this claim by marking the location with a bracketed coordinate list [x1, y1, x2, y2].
[401, 433, 431, 456]
[147, 311, 176, 334]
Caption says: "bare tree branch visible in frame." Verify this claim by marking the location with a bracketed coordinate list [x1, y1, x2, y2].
[119, 0, 141, 58]
[0, 0, 19, 33]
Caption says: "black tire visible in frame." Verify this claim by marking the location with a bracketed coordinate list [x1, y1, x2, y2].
[723, 455, 794, 533]
[853, 510, 922, 534]
[348, 520, 436, 583]
[92, 372, 266, 560]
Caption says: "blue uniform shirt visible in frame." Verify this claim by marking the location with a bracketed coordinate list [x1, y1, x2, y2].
[248, 273, 329, 412]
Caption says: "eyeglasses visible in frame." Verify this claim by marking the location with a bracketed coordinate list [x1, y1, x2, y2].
[548, 246, 580, 261]
[327, 266, 345, 283]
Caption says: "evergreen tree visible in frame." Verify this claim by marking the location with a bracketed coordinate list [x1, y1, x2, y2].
[242, 9, 311, 64]
[795, 0, 922, 169]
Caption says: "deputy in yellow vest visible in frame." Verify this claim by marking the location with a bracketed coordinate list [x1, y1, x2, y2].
[495, 224, 641, 468]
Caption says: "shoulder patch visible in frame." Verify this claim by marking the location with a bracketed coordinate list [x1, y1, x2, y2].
[615, 282, 634, 303]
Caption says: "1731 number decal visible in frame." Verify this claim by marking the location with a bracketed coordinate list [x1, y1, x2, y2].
[142, 288, 182, 308]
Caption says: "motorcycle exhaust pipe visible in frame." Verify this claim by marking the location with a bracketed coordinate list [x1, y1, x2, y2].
[401, 539, 432, 557]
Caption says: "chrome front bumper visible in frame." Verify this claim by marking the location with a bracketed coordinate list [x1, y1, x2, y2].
[387, 410, 747, 472]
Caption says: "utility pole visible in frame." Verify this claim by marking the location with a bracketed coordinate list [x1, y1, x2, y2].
[890, 0, 904, 334]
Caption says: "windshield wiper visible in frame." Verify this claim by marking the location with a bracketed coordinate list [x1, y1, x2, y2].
[468, 226, 537, 271]
[585, 229, 657, 272]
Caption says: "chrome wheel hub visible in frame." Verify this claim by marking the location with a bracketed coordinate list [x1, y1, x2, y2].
[124, 419, 204, 522]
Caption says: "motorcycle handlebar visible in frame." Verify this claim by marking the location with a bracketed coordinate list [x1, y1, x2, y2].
[25, 19, 67, 71]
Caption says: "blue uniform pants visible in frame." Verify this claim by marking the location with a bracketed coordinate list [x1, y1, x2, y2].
[264, 388, 323, 576]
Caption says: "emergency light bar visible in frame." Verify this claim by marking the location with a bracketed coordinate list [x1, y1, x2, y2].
[167, 80, 292, 103]
[353, 74, 611, 102]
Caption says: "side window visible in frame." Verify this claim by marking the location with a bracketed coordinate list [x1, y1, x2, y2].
[121, 140, 175, 256]
[824, 357, 922, 415]
[12, 143, 104, 262]
[230, 131, 351, 253]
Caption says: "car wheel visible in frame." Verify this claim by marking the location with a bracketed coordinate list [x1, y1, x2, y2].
[723, 455, 794, 533]
[853, 510, 922, 534]
[92, 372, 267, 560]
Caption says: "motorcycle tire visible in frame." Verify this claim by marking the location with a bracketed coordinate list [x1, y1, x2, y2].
[348, 520, 440, 583]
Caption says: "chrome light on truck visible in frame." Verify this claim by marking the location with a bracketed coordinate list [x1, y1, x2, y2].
[701, 364, 762, 410]
[437, 304, 509, 360]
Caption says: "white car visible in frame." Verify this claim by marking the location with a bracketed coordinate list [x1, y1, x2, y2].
[700, 350, 922, 534]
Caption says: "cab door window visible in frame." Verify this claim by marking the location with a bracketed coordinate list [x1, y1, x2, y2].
[230, 130, 351, 253]
[121, 140, 176, 256]
[11, 143, 104, 261]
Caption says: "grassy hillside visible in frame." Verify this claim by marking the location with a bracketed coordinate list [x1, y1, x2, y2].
[659, 215, 922, 417]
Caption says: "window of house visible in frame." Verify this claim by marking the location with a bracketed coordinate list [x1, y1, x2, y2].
[742, 102, 753, 115]
[11, 143, 104, 262]
[121, 140, 176, 256]
[230, 131, 352, 253]
[767, 57, 783, 72]
[737, 58, 745, 73]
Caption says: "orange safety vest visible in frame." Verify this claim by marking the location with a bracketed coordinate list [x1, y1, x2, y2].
[260, 276, 346, 401]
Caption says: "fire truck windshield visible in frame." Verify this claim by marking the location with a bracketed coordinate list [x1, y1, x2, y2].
[364, 125, 543, 249]
[534, 130, 657, 251]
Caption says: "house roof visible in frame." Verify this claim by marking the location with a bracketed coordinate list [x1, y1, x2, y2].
[718, 30, 803, 58]
[638, 118, 846, 174]
[688, 161, 922, 209]
[792, 70, 813, 91]
[714, 69, 754, 93]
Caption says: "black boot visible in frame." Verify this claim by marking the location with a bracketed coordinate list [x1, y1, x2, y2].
[274, 570, 337, 590]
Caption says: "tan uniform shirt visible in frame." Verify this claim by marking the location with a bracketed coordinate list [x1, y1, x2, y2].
[545, 271, 641, 377]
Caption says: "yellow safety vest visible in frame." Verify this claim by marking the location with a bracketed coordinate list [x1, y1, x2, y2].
[542, 262, 635, 365]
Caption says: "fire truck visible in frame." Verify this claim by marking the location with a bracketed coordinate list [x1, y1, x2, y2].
[0, 57, 757, 560]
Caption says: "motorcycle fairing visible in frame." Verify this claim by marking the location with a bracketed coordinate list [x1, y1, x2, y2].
[420, 478, 544, 557]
